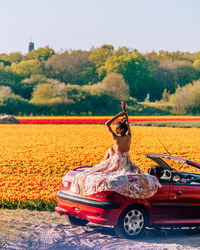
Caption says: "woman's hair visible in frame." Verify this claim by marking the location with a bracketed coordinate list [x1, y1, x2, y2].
[117, 101, 128, 135]
[117, 117, 128, 136]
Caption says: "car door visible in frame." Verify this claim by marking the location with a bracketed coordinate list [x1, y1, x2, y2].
[169, 182, 200, 220]
[148, 181, 170, 224]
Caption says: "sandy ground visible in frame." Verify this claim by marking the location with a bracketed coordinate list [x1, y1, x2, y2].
[1, 209, 200, 250]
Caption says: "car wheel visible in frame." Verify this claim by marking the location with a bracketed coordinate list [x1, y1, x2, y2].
[66, 215, 89, 226]
[114, 206, 147, 239]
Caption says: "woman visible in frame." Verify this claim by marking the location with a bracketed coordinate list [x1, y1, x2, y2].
[71, 103, 161, 199]
[103, 106, 135, 162]
[101, 108, 141, 173]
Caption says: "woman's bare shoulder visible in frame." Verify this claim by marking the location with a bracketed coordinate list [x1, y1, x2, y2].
[115, 135, 131, 142]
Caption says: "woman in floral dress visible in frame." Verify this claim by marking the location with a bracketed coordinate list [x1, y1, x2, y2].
[71, 102, 161, 199]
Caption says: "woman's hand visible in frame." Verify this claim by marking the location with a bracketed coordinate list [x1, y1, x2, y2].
[117, 111, 125, 117]
[121, 101, 127, 112]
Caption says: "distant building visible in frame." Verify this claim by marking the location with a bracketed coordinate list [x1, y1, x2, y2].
[28, 42, 34, 53]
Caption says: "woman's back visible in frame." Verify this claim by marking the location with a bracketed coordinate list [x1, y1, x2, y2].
[114, 134, 131, 153]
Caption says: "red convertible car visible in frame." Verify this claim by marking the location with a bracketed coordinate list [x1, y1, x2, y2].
[56, 153, 200, 239]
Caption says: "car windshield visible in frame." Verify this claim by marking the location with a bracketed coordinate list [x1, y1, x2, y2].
[162, 158, 200, 174]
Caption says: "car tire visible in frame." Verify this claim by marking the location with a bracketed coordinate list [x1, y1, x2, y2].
[66, 215, 89, 226]
[114, 206, 147, 239]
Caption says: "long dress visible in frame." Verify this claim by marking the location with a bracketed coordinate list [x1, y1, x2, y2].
[70, 150, 161, 199]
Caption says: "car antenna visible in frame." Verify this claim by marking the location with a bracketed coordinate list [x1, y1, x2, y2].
[157, 137, 171, 155]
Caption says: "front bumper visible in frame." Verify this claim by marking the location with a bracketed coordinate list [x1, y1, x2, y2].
[56, 191, 120, 225]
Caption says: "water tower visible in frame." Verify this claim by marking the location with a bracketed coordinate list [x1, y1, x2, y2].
[28, 42, 34, 53]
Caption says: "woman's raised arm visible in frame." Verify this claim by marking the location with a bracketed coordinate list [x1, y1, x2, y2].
[121, 102, 131, 137]
[105, 112, 124, 138]
[123, 112, 131, 136]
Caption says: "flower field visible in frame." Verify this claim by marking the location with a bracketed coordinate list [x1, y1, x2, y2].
[1, 124, 200, 211]
[17, 116, 200, 124]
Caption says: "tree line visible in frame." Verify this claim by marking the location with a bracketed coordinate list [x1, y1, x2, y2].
[1, 45, 200, 115]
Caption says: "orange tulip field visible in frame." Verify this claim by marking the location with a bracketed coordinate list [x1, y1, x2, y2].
[0, 124, 200, 210]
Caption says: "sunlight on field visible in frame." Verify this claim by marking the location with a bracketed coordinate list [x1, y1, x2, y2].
[0, 124, 200, 208]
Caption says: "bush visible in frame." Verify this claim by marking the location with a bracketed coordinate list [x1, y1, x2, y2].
[169, 80, 200, 114]
[100, 73, 129, 101]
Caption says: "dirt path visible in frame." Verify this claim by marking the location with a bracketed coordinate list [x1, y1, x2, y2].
[1, 209, 200, 249]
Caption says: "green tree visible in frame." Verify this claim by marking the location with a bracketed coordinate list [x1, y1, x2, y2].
[18, 75, 48, 100]
[45, 50, 97, 85]
[0, 85, 30, 116]
[8, 52, 23, 63]
[30, 83, 62, 105]
[115, 46, 133, 56]
[89, 44, 114, 68]
[194, 52, 200, 60]
[26, 46, 55, 61]
[0, 53, 11, 66]
[193, 59, 200, 71]
[104, 51, 154, 101]
[10, 59, 43, 77]
[0, 67, 22, 84]
[153, 59, 199, 96]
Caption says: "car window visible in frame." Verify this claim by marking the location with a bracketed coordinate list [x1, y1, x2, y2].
[162, 158, 200, 174]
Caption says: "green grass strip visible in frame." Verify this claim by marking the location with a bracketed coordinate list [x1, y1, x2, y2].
[132, 121, 200, 128]
[0, 199, 57, 211]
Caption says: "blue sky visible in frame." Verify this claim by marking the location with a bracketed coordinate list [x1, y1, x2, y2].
[1, 0, 200, 54]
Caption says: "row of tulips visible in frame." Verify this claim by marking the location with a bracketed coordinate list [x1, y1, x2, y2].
[18, 116, 200, 124]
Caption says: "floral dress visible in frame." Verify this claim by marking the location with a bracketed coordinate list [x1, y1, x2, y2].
[70, 150, 161, 199]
